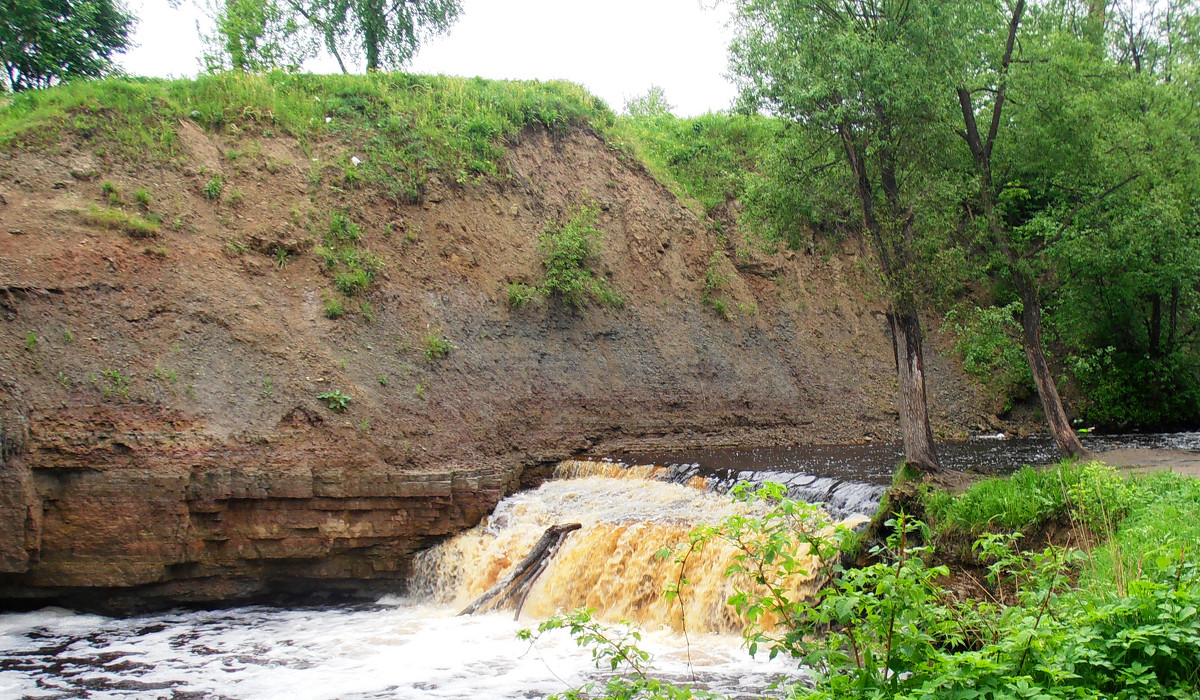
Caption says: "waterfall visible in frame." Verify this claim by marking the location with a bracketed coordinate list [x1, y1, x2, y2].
[412, 468, 872, 634]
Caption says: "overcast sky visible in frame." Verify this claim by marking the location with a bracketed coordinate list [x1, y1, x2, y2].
[116, 0, 740, 116]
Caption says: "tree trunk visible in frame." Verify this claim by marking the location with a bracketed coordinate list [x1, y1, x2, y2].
[459, 523, 581, 620]
[1017, 280, 1090, 458]
[888, 304, 941, 474]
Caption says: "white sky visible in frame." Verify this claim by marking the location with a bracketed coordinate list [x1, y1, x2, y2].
[116, 0, 740, 116]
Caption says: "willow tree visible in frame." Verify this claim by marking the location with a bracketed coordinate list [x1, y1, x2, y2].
[730, 0, 964, 475]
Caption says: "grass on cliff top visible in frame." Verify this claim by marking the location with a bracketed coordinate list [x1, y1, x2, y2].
[0, 72, 614, 200]
[609, 111, 780, 217]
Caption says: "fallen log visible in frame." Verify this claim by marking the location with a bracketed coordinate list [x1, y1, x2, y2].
[459, 523, 582, 620]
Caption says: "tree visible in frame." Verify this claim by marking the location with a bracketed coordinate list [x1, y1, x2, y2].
[205, 0, 460, 73]
[200, 0, 316, 73]
[951, 0, 1093, 458]
[624, 85, 674, 117]
[730, 0, 965, 475]
[0, 0, 134, 91]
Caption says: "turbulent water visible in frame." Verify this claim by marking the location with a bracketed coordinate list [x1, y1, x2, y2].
[1, 477, 822, 699]
[0, 600, 802, 699]
[2, 432, 1194, 699]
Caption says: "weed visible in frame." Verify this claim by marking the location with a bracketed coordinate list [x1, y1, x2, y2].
[261, 377, 273, 398]
[358, 418, 370, 432]
[324, 295, 345, 319]
[423, 330, 452, 360]
[185, 384, 197, 399]
[334, 269, 372, 295]
[134, 187, 151, 208]
[101, 181, 118, 197]
[506, 281, 535, 308]
[63, 330, 73, 343]
[203, 175, 223, 200]
[318, 389, 351, 412]
[97, 368, 131, 401]
[338, 358, 348, 369]
[225, 238, 248, 254]
[152, 365, 177, 384]
[378, 373, 388, 387]
[57, 371, 69, 388]
[701, 251, 732, 318]
[227, 188, 244, 206]
[24, 332, 36, 351]
[274, 248, 290, 268]
[358, 301, 375, 322]
[415, 382, 426, 399]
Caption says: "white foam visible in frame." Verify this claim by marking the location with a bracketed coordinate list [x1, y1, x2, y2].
[0, 600, 804, 698]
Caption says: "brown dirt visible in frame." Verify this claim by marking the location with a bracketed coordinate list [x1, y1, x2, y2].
[0, 123, 998, 609]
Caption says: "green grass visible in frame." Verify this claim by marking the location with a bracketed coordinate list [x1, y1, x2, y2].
[0, 73, 614, 198]
[921, 461, 1138, 537]
[81, 205, 160, 238]
[609, 111, 779, 216]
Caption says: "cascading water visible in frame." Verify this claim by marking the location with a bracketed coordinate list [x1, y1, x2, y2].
[1, 467, 842, 698]
[411, 474, 858, 634]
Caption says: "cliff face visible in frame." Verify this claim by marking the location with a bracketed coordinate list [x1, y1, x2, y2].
[0, 118, 988, 609]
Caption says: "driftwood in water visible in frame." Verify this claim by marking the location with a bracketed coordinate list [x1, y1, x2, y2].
[459, 523, 582, 620]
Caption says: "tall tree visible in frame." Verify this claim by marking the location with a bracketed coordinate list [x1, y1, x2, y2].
[730, 0, 963, 475]
[0, 0, 134, 91]
[202, 0, 458, 72]
[952, 0, 1094, 457]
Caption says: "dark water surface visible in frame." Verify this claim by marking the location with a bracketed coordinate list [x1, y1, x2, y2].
[589, 431, 1200, 519]
[609, 431, 1200, 485]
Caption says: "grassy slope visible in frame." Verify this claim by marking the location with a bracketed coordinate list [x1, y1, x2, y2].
[0, 73, 614, 200]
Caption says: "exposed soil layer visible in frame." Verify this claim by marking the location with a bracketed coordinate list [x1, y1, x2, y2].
[0, 124, 995, 610]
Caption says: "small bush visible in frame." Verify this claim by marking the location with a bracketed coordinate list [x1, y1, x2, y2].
[334, 269, 372, 295]
[203, 175, 223, 200]
[423, 330, 452, 360]
[323, 295, 345, 319]
[506, 281, 535, 308]
[317, 390, 351, 411]
[538, 205, 622, 309]
[134, 187, 152, 208]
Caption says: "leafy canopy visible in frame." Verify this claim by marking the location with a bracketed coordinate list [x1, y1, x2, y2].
[0, 0, 134, 92]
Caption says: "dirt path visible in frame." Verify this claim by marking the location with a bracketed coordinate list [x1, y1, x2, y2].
[1097, 448, 1200, 478]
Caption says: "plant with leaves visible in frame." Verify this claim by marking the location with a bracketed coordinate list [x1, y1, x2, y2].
[0, 0, 134, 92]
[519, 608, 713, 700]
[538, 205, 623, 310]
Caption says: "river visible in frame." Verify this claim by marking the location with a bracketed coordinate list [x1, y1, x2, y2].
[1, 431, 1196, 699]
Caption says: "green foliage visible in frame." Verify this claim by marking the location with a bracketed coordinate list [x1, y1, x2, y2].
[943, 302, 1034, 412]
[0, 73, 612, 192]
[0, 0, 134, 92]
[623, 85, 674, 117]
[701, 252, 732, 319]
[538, 206, 623, 309]
[133, 187, 151, 208]
[671, 483, 1200, 700]
[319, 212, 381, 300]
[200, 0, 314, 74]
[422, 330, 451, 360]
[323, 294, 345, 319]
[81, 205, 160, 238]
[24, 332, 36, 351]
[203, 175, 224, 200]
[613, 110, 779, 217]
[520, 609, 710, 700]
[924, 463, 1083, 536]
[505, 281, 535, 309]
[317, 389, 351, 411]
